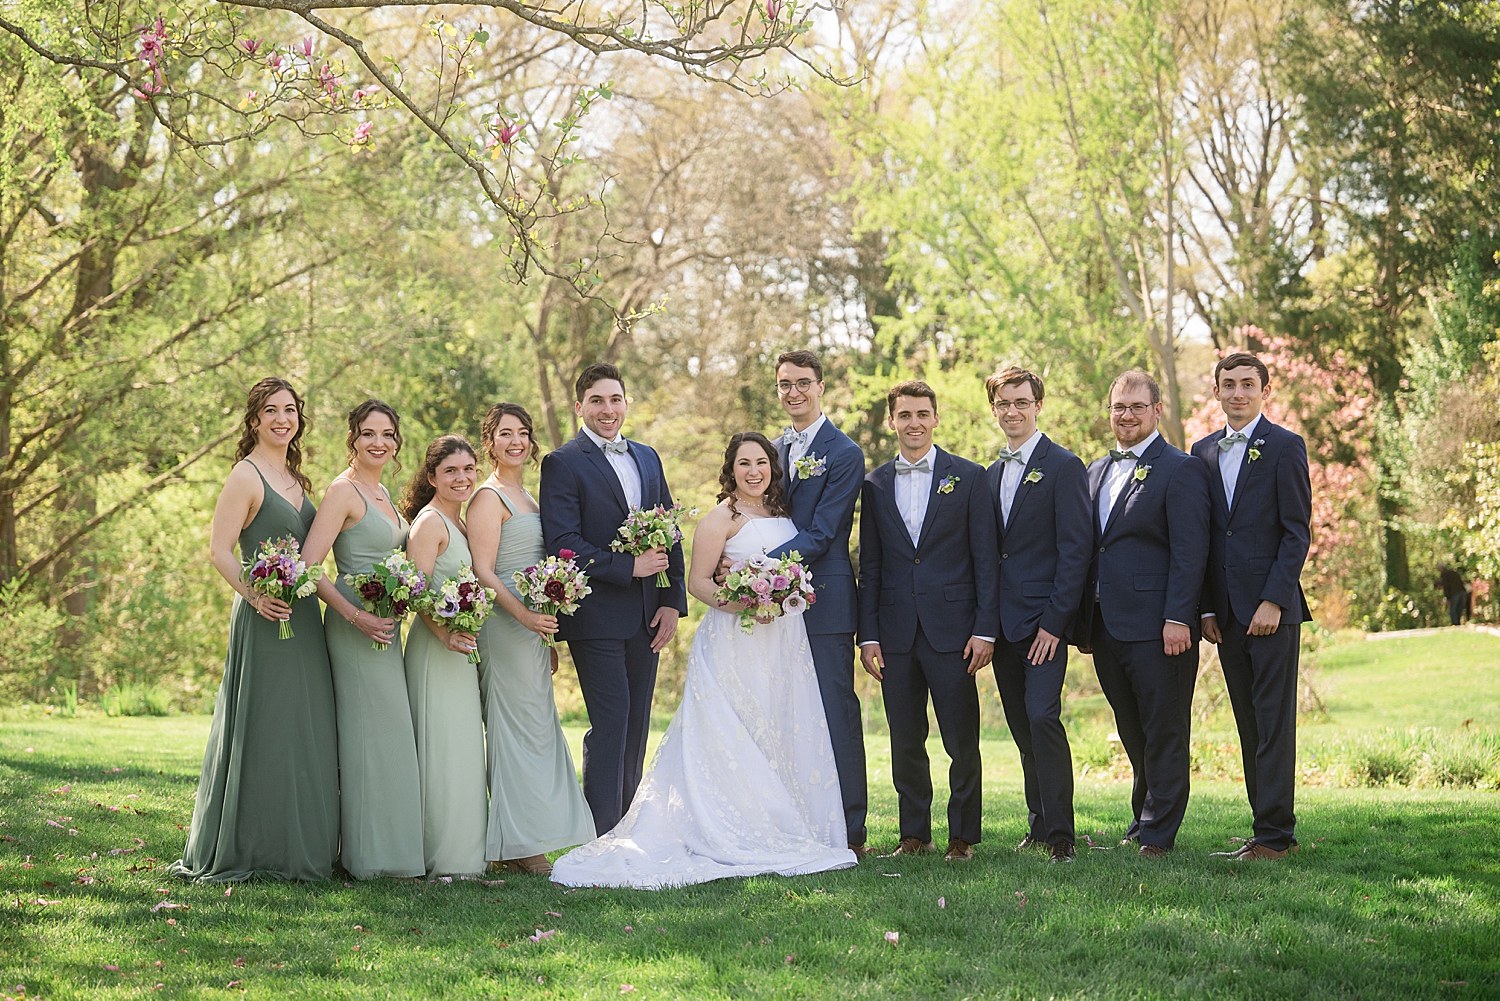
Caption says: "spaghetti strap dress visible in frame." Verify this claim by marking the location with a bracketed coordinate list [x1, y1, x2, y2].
[169, 463, 340, 882]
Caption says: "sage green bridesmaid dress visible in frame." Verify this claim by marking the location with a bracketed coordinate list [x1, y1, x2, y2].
[403, 507, 488, 876]
[474, 485, 594, 861]
[325, 483, 426, 879]
[170, 462, 339, 882]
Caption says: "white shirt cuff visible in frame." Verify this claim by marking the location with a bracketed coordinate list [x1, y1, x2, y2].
[972, 635, 995, 643]
[1165, 619, 1188, 627]
[859, 640, 880, 647]
[1201, 612, 1216, 619]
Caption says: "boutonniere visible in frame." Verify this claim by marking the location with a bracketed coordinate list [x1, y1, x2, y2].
[1024, 468, 1044, 485]
[1133, 464, 1152, 482]
[937, 475, 960, 494]
[1247, 439, 1265, 462]
[793, 454, 827, 480]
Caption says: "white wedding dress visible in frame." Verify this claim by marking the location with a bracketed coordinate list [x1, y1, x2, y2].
[551, 516, 857, 889]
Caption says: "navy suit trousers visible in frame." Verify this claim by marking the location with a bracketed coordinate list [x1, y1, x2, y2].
[1091, 619, 1196, 848]
[880, 625, 982, 845]
[993, 636, 1074, 845]
[1218, 616, 1299, 851]
[808, 632, 867, 846]
[568, 625, 659, 836]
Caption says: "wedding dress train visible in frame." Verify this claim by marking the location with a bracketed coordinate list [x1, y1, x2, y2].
[551, 516, 857, 889]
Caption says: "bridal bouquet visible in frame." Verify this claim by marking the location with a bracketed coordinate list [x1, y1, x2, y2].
[243, 536, 324, 640]
[713, 551, 816, 634]
[513, 548, 592, 648]
[343, 551, 428, 651]
[611, 504, 691, 588]
[417, 563, 495, 664]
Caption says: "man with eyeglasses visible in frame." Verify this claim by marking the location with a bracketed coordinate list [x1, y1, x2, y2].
[755, 349, 870, 857]
[983, 367, 1092, 863]
[1079, 371, 1210, 857]
[1192, 352, 1311, 862]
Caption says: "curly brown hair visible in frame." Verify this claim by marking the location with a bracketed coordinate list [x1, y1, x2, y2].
[480, 402, 540, 466]
[716, 432, 789, 519]
[401, 435, 478, 522]
[346, 399, 403, 474]
[233, 377, 312, 492]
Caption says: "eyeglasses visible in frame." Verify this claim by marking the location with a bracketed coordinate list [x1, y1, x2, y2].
[1108, 403, 1155, 417]
[990, 399, 1035, 412]
[776, 379, 818, 395]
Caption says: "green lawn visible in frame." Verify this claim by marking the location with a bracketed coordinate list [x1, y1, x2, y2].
[3, 633, 1499, 999]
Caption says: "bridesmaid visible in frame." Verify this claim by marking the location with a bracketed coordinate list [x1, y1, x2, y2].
[402, 435, 488, 877]
[470, 403, 594, 875]
[170, 377, 339, 882]
[303, 400, 425, 880]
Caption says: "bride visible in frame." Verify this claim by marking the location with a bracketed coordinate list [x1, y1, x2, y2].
[551, 432, 858, 889]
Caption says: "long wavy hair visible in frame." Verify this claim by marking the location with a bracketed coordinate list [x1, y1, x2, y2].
[233, 377, 312, 492]
[401, 435, 477, 522]
[716, 432, 789, 519]
[480, 402, 540, 466]
[345, 399, 403, 474]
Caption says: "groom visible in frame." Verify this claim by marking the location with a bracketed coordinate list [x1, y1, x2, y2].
[859, 381, 997, 861]
[540, 363, 687, 835]
[758, 349, 870, 856]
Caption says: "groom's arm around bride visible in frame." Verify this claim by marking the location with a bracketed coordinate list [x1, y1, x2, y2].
[539, 363, 687, 837]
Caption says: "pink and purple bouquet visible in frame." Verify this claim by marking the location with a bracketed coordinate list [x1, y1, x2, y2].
[513, 548, 592, 648]
[610, 504, 691, 588]
[713, 550, 816, 634]
[416, 563, 495, 664]
[243, 536, 324, 640]
[343, 550, 428, 651]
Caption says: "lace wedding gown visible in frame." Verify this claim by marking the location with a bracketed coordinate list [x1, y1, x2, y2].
[551, 516, 857, 889]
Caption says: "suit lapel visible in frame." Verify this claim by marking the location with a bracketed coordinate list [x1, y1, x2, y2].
[627, 441, 654, 507]
[579, 431, 630, 514]
[1226, 417, 1267, 522]
[1088, 457, 1109, 540]
[915, 449, 949, 552]
[1102, 435, 1164, 541]
[875, 462, 913, 556]
[777, 437, 794, 494]
[1004, 434, 1049, 531]
[1202, 430, 1232, 519]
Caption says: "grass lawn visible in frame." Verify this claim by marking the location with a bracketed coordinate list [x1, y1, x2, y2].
[3, 632, 1499, 999]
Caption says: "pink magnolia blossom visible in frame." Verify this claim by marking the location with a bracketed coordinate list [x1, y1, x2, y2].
[353, 85, 380, 102]
[299, 37, 317, 59]
[266, 53, 286, 72]
[766, 0, 783, 19]
[319, 64, 341, 98]
[498, 119, 524, 146]
[241, 38, 261, 56]
[352, 121, 373, 144]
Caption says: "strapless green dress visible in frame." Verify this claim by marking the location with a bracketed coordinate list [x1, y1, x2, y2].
[170, 463, 339, 882]
[403, 507, 488, 876]
[474, 485, 594, 860]
[325, 484, 425, 879]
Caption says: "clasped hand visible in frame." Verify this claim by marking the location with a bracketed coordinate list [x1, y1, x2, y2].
[633, 547, 670, 578]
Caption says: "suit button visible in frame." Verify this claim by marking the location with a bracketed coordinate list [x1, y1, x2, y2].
[1001, 553, 1009, 559]
[1099, 546, 1106, 553]
[914, 558, 921, 564]
[1227, 530, 1233, 536]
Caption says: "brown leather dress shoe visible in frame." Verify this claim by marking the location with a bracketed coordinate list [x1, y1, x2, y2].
[1048, 840, 1076, 863]
[943, 838, 975, 861]
[1233, 842, 1294, 861]
[1138, 844, 1170, 858]
[888, 837, 936, 857]
[1016, 834, 1045, 852]
[849, 843, 872, 861]
[503, 854, 554, 875]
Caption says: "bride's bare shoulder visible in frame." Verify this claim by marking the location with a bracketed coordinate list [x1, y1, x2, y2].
[695, 499, 743, 538]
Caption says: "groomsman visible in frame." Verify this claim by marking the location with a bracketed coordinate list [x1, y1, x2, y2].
[763, 350, 870, 856]
[1192, 353, 1312, 862]
[984, 367, 1092, 863]
[1080, 371, 1210, 856]
[539, 363, 688, 835]
[859, 381, 998, 861]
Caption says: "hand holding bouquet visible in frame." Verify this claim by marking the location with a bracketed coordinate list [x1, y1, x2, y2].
[417, 563, 495, 664]
[513, 548, 592, 648]
[344, 550, 428, 650]
[243, 536, 324, 640]
[713, 551, 816, 634]
[611, 504, 691, 588]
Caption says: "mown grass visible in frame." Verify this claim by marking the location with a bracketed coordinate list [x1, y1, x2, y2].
[3, 704, 1498, 1000]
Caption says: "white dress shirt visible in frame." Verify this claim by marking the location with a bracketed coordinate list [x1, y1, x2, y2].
[1099, 430, 1159, 533]
[1218, 413, 1262, 510]
[998, 430, 1043, 526]
[894, 445, 935, 547]
[786, 413, 828, 466]
[862, 444, 992, 646]
[582, 425, 642, 510]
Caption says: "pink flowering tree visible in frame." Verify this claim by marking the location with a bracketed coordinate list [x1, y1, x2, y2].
[1185, 327, 1381, 625]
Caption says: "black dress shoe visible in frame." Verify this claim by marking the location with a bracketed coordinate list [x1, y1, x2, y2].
[1138, 844, 1170, 858]
[1048, 840, 1076, 863]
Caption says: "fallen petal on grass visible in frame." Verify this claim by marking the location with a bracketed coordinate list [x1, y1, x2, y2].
[885, 931, 899, 945]
[938, 896, 946, 909]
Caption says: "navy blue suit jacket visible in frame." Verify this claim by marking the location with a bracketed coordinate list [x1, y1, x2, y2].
[986, 435, 1093, 644]
[1191, 418, 1313, 626]
[770, 419, 863, 636]
[1080, 434, 1211, 644]
[539, 430, 687, 641]
[857, 448, 1000, 655]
